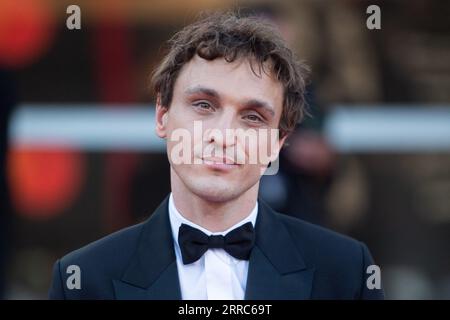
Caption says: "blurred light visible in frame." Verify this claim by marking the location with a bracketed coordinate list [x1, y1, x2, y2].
[7, 147, 85, 219]
[0, 0, 55, 68]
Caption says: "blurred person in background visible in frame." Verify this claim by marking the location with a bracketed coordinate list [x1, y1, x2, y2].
[255, 0, 383, 230]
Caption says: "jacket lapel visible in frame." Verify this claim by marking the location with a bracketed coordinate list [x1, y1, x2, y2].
[245, 199, 315, 300]
[113, 196, 182, 300]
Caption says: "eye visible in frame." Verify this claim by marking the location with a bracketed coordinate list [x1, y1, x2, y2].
[193, 101, 213, 111]
[244, 114, 264, 123]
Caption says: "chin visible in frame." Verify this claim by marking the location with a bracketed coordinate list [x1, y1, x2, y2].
[181, 172, 251, 203]
[172, 165, 261, 202]
[188, 177, 242, 202]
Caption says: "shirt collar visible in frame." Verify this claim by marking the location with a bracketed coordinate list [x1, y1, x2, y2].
[168, 192, 258, 249]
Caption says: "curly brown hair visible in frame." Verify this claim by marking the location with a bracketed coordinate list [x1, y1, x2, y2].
[151, 11, 309, 138]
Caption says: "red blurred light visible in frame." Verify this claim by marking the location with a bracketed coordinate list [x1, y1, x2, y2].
[7, 147, 85, 219]
[0, 0, 55, 68]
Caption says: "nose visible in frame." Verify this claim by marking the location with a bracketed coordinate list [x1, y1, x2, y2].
[204, 109, 237, 149]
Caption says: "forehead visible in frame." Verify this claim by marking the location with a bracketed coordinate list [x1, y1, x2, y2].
[173, 55, 284, 111]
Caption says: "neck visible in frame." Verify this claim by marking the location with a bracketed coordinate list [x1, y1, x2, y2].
[170, 169, 258, 232]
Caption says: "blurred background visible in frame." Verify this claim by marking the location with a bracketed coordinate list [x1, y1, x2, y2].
[1, 0, 450, 299]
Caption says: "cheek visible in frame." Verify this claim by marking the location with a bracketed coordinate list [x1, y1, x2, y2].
[165, 127, 195, 166]
[237, 129, 280, 165]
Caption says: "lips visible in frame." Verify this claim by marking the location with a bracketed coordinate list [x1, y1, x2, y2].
[202, 156, 237, 165]
[201, 156, 240, 170]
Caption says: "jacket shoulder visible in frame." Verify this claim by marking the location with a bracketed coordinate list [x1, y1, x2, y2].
[277, 213, 363, 257]
[60, 221, 145, 268]
[276, 213, 381, 299]
[51, 221, 146, 299]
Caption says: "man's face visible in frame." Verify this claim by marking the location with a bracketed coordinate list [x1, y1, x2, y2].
[156, 55, 286, 202]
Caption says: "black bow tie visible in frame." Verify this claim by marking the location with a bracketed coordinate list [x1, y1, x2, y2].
[178, 222, 256, 265]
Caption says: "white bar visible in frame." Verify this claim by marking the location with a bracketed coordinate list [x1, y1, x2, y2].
[324, 105, 450, 152]
[8, 104, 450, 152]
[8, 104, 166, 151]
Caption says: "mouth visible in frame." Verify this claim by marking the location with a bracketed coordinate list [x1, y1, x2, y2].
[201, 157, 240, 171]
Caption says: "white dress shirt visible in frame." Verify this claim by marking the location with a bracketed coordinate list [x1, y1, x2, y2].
[168, 193, 258, 300]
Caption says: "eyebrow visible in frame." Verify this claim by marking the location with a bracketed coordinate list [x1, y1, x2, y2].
[242, 99, 275, 118]
[185, 85, 276, 117]
[185, 86, 220, 99]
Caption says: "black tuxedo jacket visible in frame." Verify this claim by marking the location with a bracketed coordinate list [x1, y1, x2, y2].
[49, 196, 384, 299]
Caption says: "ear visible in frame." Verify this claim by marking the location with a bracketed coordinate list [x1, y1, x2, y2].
[155, 94, 169, 139]
[279, 134, 288, 150]
[268, 132, 288, 162]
